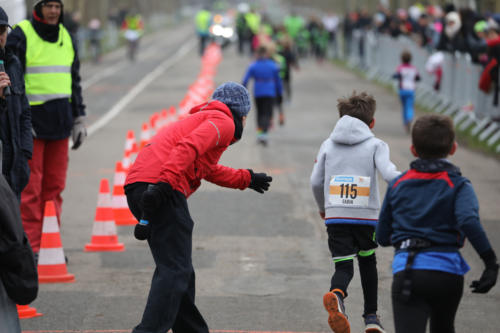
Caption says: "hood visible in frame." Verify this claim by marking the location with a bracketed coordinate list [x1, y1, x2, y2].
[189, 100, 242, 144]
[330, 115, 374, 145]
[189, 100, 233, 119]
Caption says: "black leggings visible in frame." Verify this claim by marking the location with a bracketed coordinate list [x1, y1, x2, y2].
[392, 270, 464, 333]
[331, 254, 378, 316]
[255, 97, 275, 133]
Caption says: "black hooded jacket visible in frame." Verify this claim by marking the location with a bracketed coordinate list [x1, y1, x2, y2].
[0, 47, 32, 198]
[6, 2, 85, 140]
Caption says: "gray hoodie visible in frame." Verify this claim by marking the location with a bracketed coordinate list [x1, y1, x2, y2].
[310, 115, 400, 224]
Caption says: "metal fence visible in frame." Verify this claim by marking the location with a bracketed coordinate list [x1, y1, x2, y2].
[343, 31, 500, 153]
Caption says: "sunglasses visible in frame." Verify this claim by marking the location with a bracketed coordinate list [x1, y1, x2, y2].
[0, 26, 8, 34]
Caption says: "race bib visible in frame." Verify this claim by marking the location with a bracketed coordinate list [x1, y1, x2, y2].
[329, 175, 371, 207]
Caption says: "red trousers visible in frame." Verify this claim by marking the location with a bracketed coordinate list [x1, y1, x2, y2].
[21, 138, 69, 253]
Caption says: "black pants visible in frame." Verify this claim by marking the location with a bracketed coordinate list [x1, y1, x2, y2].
[327, 225, 378, 315]
[125, 182, 209, 333]
[392, 270, 463, 333]
[255, 97, 275, 133]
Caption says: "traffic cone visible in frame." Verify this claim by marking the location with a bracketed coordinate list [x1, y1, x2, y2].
[17, 304, 43, 319]
[122, 148, 132, 172]
[139, 122, 151, 150]
[125, 130, 138, 154]
[38, 201, 75, 283]
[112, 161, 137, 226]
[85, 179, 125, 252]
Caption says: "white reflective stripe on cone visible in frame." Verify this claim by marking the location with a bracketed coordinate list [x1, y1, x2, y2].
[38, 248, 66, 265]
[112, 195, 128, 208]
[92, 221, 117, 236]
[97, 193, 111, 207]
[113, 172, 126, 186]
[41, 216, 59, 233]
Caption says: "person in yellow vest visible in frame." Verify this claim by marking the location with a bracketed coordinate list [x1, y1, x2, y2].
[244, 7, 261, 53]
[121, 10, 144, 61]
[6, 0, 86, 260]
[195, 6, 212, 56]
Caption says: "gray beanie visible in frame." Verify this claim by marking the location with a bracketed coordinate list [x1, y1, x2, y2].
[212, 82, 251, 118]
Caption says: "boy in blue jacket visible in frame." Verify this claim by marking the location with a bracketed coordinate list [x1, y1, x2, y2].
[377, 114, 498, 333]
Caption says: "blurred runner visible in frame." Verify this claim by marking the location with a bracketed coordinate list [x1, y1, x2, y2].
[121, 9, 144, 61]
[195, 6, 212, 56]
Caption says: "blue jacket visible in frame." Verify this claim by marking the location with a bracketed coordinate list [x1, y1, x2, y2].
[242, 58, 283, 98]
[377, 159, 492, 255]
[0, 48, 32, 198]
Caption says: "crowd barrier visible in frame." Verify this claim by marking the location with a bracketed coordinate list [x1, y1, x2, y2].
[343, 31, 500, 153]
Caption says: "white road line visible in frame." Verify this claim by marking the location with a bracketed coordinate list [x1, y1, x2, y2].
[81, 62, 125, 90]
[87, 38, 196, 137]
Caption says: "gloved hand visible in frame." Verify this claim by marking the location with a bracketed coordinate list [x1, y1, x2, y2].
[135, 182, 174, 240]
[141, 182, 174, 213]
[247, 169, 272, 194]
[470, 249, 499, 293]
[71, 116, 87, 150]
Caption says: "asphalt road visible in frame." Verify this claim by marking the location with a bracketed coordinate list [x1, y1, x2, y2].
[20, 22, 500, 333]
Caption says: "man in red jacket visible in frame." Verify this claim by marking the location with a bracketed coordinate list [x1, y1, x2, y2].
[124, 82, 272, 333]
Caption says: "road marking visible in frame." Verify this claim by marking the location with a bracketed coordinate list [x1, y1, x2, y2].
[86, 38, 196, 137]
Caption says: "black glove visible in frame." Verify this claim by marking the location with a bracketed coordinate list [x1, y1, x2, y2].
[248, 169, 272, 194]
[470, 249, 499, 293]
[134, 182, 174, 240]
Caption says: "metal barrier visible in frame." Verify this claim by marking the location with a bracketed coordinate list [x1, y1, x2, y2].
[343, 30, 500, 153]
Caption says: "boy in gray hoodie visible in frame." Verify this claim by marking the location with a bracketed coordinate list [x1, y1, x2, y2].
[311, 92, 400, 333]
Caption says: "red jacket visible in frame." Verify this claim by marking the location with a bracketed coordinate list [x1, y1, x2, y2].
[125, 101, 251, 197]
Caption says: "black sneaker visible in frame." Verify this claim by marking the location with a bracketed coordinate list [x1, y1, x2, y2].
[323, 290, 350, 333]
[364, 313, 385, 333]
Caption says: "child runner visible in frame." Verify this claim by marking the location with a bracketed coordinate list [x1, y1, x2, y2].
[393, 50, 420, 133]
[243, 44, 283, 146]
[376, 114, 498, 333]
[311, 91, 400, 333]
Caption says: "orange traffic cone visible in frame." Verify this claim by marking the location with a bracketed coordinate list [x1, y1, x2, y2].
[169, 106, 177, 120]
[38, 201, 75, 283]
[85, 179, 125, 252]
[17, 304, 43, 319]
[112, 161, 137, 226]
[139, 122, 151, 150]
[125, 130, 138, 154]
[122, 148, 132, 172]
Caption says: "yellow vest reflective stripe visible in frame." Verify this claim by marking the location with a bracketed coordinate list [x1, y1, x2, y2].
[17, 20, 74, 106]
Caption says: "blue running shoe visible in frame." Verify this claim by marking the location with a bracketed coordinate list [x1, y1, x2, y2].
[364, 313, 386, 333]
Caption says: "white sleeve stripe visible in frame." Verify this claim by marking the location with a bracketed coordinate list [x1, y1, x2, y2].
[208, 121, 221, 146]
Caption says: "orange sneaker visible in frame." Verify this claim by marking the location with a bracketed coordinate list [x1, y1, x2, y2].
[323, 289, 350, 333]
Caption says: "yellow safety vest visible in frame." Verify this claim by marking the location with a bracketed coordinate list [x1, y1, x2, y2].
[195, 10, 211, 33]
[17, 20, 74, 106]
[126, 15, 143, 31]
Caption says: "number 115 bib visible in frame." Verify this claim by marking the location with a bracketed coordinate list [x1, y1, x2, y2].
[329, 175, 371, 207]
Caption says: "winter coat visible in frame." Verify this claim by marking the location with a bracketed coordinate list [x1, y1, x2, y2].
[377, 159, 492, 255]
[242, 58, 283, 98]
[125, 100, 251, 197]
[310, 115, 400, 224]
[0, 49, 32, 198]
